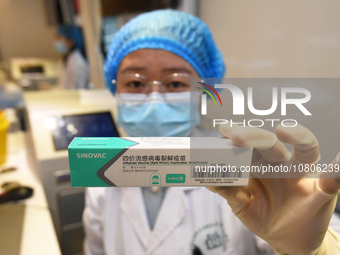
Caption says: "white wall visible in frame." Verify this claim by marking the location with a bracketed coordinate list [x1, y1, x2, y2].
[0, 0, 59, 63]
[199, 0, 340, 78]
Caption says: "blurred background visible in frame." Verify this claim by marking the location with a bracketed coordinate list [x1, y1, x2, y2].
[0, 0, 339, 255]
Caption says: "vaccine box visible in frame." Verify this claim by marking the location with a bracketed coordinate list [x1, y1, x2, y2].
[68, 137, 253, 187]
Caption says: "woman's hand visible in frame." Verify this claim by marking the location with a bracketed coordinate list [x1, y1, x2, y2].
[207, 124, 340, 255]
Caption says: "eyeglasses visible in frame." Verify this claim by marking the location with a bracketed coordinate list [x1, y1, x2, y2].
[112, 73, 192, 94]
[112, 73, 197, 106]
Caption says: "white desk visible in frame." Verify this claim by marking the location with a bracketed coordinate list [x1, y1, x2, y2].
[0, 132, 61, 255]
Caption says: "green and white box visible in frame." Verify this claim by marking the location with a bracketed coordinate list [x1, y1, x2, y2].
[68, 137, 253, 187]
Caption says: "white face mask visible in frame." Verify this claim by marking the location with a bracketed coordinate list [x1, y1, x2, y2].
[116, 92, 201, 137]
[54, 41, 69, 55]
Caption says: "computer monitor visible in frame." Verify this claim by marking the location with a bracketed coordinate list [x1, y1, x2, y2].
[51, 112, 119, 151]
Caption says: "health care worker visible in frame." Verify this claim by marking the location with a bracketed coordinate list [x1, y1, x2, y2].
[83, 10, 340, 255]
[54, 25, 91, 89]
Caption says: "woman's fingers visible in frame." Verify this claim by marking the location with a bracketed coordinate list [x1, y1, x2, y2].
[275, 124, 320, 165]
[219, 123, 231, 138]
[206, 186, 250, 215]
[318, 152, 340, 195]
[219, 124, 290, 164]
[220, 123, 320, 167]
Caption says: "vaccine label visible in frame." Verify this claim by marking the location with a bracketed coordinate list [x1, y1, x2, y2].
[68, 137, 252, 187]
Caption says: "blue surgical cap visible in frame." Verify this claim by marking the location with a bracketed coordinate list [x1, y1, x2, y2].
[57, 25, 84, 50]
[104, 9, 226, 94]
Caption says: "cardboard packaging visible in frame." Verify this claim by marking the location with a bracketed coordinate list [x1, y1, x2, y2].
[68, 137, 253, 187]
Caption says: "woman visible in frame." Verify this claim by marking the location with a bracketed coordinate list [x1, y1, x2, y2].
[55, 25, 90, 89]
[83, 10, 340, 255]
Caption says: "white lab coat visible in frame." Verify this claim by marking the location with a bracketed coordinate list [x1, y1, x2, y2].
[84, 187, 268, 255]
[58, 49, 90, 90]
[83, 127, 340, 255]
[83, 186, 340, 255]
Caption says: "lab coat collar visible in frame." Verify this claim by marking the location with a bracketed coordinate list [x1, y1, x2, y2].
[120, 188, 151, 249]
[146, 186, 198, 254]
[119, 187, 200, 254]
